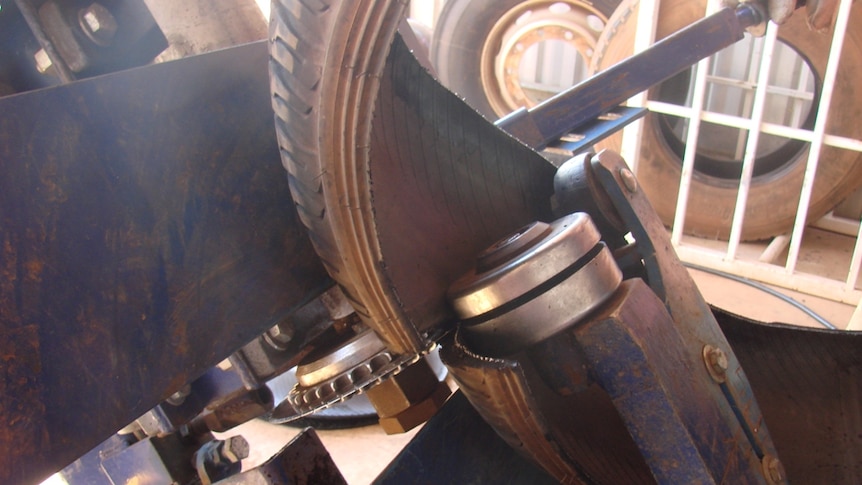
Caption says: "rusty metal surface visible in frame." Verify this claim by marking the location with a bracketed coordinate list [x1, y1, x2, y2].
[572, 279, 756, 483]
[442, 329, 654, 484]
[717, 309, 862, 484]
[582, 151, 781, 470]
[0, 41, 330, 485]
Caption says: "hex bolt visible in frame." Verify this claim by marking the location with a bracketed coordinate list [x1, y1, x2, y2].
[761, 455, 786, 484]
[34, 49, 53, 74]
[220, 436, 250, 463]
[703, 344, 729, 383]
[78, 3, 118, 46]
[619, 167, 638, 193]
[166, 384, 192, 406]
[194, 436, 249, 484]
[264, 323, 294, 350]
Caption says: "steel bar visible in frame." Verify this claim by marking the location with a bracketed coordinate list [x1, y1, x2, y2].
[785, 0, 853, 274]
[496, 5, 761, 149]
[0, 41, 330, 485]
[726, 24, 779, 260]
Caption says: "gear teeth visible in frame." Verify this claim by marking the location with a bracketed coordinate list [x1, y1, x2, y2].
[285, 348, 428, 419]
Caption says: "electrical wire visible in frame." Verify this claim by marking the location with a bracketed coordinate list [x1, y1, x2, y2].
[684, 262, 838, 330]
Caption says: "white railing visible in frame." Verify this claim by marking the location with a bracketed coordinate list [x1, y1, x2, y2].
[621, 0, 862, 330]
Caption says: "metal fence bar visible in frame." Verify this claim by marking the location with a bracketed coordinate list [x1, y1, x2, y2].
[618, 0, 862, 328]
[620, 0, 661, 173]
[676, 244, 862, 304]
[670, 54, 712, 245]
[785, 0, 854, 274]
[646, 100, 862, 151]
[703, 74, 814, 100]
[812, 212, 861, 237]
[845, 221, 862, 290]
[726, 24, 779, 260]
[848, 302, 862, 330]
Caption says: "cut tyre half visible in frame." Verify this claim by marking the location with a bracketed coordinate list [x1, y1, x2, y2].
[592, 0, 862, 241]
[269, 0, 555, 355]
[431, 0, 620, 119]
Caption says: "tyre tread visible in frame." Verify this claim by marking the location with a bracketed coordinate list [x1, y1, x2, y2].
[269, 0, 375, 319]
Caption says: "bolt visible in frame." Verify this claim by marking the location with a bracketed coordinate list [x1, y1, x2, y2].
[79, 3, 118, 46]
[619, 167, 638, 193]
[34, 49, 53, 74]
[166, 384, 192, 406]
[761, 455, 786, 484]
[264, 323, 294, 350]
[220, 436, 250, 463]
[703, 344, 729, 383]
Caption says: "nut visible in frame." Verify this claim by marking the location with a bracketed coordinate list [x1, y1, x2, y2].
[166, 384, 192, 406]
[367, 358, 451, 434]
[264, 323, 294, 350]
[366, 358, 439, 417]
[220, 436, 250, 463]
[377, 381, 451, 434]
[79, 3, 118, 46]
[703, 344, 729, 383]
[761, 455, 786, 484]
[619, 167, 638, 193]
[34, 49, 53, 74]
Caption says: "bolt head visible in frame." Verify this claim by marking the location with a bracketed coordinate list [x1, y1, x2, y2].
[377, 382, 451, 434]
[266, 323, 294, 347]
[79, 3, 118, 45]
[619, 167, 638, 193]
[221, 436, 250, 463]
[761, 455, 786, 484]
[34, 49, 53, 74]
[703, 345, 729, 383]
[166, 384, 192, 406]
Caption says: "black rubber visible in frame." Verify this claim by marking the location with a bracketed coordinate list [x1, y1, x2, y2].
[268, 0, 406, 340]
[269, 0, 556, 355]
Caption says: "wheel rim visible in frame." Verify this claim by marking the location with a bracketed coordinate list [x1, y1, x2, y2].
[480, 0, 608, 116]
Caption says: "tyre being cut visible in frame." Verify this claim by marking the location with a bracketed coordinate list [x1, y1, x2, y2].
[592, 0, 862, 240]
[269, 0, 555, 356]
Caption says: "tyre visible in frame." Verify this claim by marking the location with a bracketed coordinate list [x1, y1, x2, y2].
[269, 0, 554, 355]
[592, 0, 862, 240]
[269, 0, 415, 353]
[431, 0, 620, 119]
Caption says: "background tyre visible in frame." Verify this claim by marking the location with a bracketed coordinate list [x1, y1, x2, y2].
[592, 0, 862, 240]
[431, 0, 619, 119]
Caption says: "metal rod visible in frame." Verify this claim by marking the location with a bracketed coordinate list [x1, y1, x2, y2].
[786, 0, 853, 273]
[620, 0, 661, 174]
[671, 54, 711, 245]
[645, 100, 862, 151]
[726, 24, 778, 260]
[496, 5, 761, 148]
